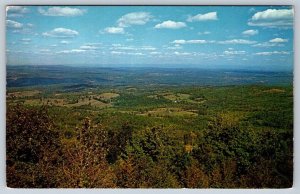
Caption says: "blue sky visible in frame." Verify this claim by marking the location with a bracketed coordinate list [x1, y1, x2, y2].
[6, 6, 294, 71]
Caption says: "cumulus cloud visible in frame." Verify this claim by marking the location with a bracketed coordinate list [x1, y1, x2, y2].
[85, 42, 102, 46]
[57, 49, 86, 54]
[171, 39, 208, 44]
[7, 6, 29, 17]
[38, 7, 86, 17]
[102, 12, 152, 36]
[187, 12, 218, 22]
[252, 38, 288, 47]
[43, 28, 79, 38]
[80, 45, 98, 50]
[20, 38, 31, 44]
[254, 51, 290, 56]
[198, 31, 211, 35]
[6, 20, 35, 34]
[166, 46, 182, 50]
[129, 52, 144, 56]
[27, 23, 34, 28]
[60, 40, 71, 44]
[39, 49, 50, 52]
[117, 12, 152, 27]
[170, 39, 256, 45]
[140, 46, 156, 51]
[111, 51, 124, 55]
[174, 51, 192, 56]
[6, 20, 23, 29]
[218, 39, 257, 44]
[111, 51, 144, 56]
[154, 20, 186, 29]
[103, 27, 124, 34]
[7, 6, 29, 13]
[269, 38, 288, 43]
[252, 42, 281, 47]
[242, 29, 258, 36]
[150, 52, 161, 55]
[21, 38, 31, 42]
[252, 38, 288, 48]
[223, 50, 246, 55]
[110, 45, 156, 51]
[248, 9, 293, 28]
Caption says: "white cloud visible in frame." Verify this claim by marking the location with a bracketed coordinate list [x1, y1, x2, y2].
[269, 38, 288, 43]
[21, 38, 31, 42]
[248, 9, 293, 28]
[111, 45, 156, 51]
[249, 8, 256, 13]
[251, 9, 293, 21]
[171, 39, 257, 45]
[254, 51, 290, 56]
[154, 20, 186, 29]
[252, 42, 282, 47]
[42, 28, 79, 38]
[21, 40, 30, 44]
[6, 20, 23, 29]
[223, 50, 246, 55]
[111, 51, 124, 55]
[187, 40, 207, 44]
[166, 46, 182, 50]
[27, 23, 34, 28]
[218, 39, 257, 44]
[110, 51, 144, 56]
[38, 49, 53, 55]
[38, 7, 85, 17]
[60, 40, 71, 44]
[80, 45, 98, 50]
[40, 49, 50, 52]
[111, 46, 134, 50]
[174, 51, 192, 56]
[104, 27, 124, 34]
[84, 42, 102, 47]
[57, 49, 86, 54]
[140, 46, 156, 51]
[171, 39, 207, 44]
[102, 12, 152, 36]
[172, 40, 186, 44]
[117, 12, 152, 27]
[7, 6, 29, 13]
[7, 6, 29, 17]
[198, 31, 211, 35]
[112, 44, 122, 47]
[253, 38, 288, 47]
[129, 52, 144, 56]
[187, 12, 218, 22]
[150, 52, 161, 55]
[242, 29, 258, 36]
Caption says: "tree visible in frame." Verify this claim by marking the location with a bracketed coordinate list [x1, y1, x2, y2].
[7, 105, 61, 188]
[106, 123, 133, 164]
[59, 117, 116, 188]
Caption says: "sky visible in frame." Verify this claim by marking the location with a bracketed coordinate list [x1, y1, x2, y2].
[6, 6, 294, 71]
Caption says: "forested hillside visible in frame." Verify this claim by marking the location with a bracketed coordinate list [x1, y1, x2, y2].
[7, 79, 293, 188]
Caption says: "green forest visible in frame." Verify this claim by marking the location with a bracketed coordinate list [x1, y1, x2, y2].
[7, 84, 293, 188]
